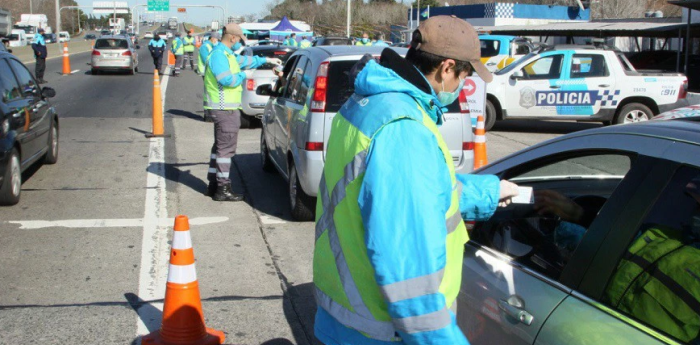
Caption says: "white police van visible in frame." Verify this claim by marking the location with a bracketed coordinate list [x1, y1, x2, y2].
[483, 45, 689, 130]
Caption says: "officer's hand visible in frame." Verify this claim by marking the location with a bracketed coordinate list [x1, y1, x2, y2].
[266, 57, 282, 66]
[244, 69, 254, 79]
[498, 180, 519, 208]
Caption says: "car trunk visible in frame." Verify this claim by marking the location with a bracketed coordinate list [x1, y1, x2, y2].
[320, 59, 465, 165]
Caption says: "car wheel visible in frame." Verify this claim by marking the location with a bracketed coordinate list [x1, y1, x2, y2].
[615, 103, 653, 124]
[288, 162, 315, 221]
[43, 120, 59, 164]
[0, 148, 21, 206]
[240, 113, 252, 129]
[485, 99, 497, 131]
[260, 131, 275, 173]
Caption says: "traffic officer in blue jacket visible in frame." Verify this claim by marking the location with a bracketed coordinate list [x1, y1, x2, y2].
[204, 23, 282, 201]
[31, 28, 48, 84]
[148, 33, 166, 73]
[313, 16, 519, 345]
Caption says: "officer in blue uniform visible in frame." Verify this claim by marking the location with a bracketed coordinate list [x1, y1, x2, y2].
[31, 28, 48, 84]
[148, 33, 166, 73]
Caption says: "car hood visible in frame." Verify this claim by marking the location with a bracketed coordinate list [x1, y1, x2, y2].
[354, 57, 443, 125]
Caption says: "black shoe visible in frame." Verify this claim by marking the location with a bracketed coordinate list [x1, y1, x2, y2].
[213, 185, 244, 202]
[207, 182, 217, 196]
[203, 115, 213, 123]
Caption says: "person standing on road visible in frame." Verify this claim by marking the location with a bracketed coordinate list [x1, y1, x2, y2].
[171, 32, 184, 76]
[313, 16, 519, 345]
[355, 32, 372, 46]
[283, 33, 298, 47]
[373, 33, 390, 47]
[31, 28, 47, 84]
[299, 36, 312, 49]
[204, 23, 282, 201]
[148, 33, 166, 73]
[183, 29, 196, 71]
[198, 31, 220, 122]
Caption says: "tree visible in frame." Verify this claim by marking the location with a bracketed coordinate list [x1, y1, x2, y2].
[411, 0, 441, 9]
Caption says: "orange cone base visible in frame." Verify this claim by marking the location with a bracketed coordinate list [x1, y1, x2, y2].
[141, 327, 225, 345]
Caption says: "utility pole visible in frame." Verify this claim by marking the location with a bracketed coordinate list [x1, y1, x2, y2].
[56, 0, 61, 32]
[417, 0, 421, 26]
[346, 0, 351, 38]
[30, 0, 33, 14]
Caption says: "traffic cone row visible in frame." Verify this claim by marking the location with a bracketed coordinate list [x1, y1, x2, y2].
[473, 115, 488, 170]
[142, 215, 225, 345]
[61, 42, 71, 75]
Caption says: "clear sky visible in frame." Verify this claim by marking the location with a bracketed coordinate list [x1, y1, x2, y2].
[74, 0, 272, 26]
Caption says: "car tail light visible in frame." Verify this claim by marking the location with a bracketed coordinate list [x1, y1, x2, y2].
[458, 89, 470, 114]
[122, 50, 132, 56]
[463, 142, 474, 150]
[679, 80, 688, 100]
[305, 142, 323, 151]
[311, 61, 329, 112]
[247, 79, 256, 91]
[92, 50, 100, 56]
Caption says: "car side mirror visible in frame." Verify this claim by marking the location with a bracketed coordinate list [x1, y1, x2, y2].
[511, 70, 524, 80]
[256, 84, 273, 96]
[41, 87, 56, 98]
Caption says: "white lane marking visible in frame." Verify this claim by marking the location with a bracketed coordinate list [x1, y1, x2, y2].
[3, 217, 229, 230]
[255, 211, 288, 225]
[136, 65, 171, 338]
[70, 69, 80, 74]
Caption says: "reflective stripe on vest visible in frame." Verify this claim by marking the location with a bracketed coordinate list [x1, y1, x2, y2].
[183, 36, 195, 52]
[203, 49, 241, 110]
[313, 99, 467, 341]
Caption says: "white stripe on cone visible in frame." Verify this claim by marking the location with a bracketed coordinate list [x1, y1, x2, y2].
[167, 263, 197, 284]
[171, 230, 193, 250]
[475, 136, 486, 143]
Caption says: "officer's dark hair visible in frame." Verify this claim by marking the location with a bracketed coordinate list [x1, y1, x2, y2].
[405, 30, 472, 77]
[291, 33, 296, 37]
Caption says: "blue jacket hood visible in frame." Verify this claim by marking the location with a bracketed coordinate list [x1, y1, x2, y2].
[354, 58, 443, 125]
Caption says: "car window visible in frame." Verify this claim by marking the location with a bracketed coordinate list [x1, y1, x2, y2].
[480, 40, 500, 58]
[95, 39, 129, 49]
[521, 54, 564, 80]
[514, 41, 531, 55]
[0, 59, 22, 103]
[326, 60, 357, 113]
[296, 59, 314, 105]
[252, 48, 295, 70]
[275, 55, 299, 97]
[601, 165, 700, 343]
[8, 59, 38, 99]
[571, 54, 609, 79]
[284, 56, 308, 102]
[471, 153, 635, 281]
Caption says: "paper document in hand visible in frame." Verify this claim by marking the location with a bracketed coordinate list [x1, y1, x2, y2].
[512, 186, 534, 204]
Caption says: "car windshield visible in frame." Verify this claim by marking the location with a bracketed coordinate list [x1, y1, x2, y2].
[95, 39, 129, 49]
[496, 52, 537, 75]
[252, 49, 294, 70]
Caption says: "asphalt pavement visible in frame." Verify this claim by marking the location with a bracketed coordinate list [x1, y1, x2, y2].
[0, 33, 602, 344]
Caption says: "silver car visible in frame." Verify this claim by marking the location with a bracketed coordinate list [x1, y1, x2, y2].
[240, 45, 297, 128]
[459, 117, 700, 344]
[258, 46, 475, 221]
[91, 35, 139, 75]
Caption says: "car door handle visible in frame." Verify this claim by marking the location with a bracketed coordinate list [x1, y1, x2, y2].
[498, 299, 534, 326]
[599, 84, 610, 87]
[549, 85, 561, 89]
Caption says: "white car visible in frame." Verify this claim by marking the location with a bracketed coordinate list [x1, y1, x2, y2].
[166, 32, 173, 40]
[58, 31, 70, 43]
[483, 45, 689, 130]
[143, 32, 153, 39]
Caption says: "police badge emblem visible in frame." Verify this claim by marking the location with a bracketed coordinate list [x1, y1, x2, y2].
[520, 87, 536, 109]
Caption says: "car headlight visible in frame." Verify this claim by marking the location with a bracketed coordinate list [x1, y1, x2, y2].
[1, 119, 9, 135]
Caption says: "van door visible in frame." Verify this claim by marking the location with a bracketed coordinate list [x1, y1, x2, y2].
[505, 52, 567, 117]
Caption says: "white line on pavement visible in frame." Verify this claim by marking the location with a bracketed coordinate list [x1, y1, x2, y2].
[255, 211, 288, 225]
[3, 217, 229, 230]
[136, 65, 171, 339]
[70, 69, 80, 74]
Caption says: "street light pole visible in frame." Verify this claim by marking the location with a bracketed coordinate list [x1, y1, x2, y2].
[56, 0, 61, 32]
[346, 0, 351, 38]
[30, 0, 33, 14]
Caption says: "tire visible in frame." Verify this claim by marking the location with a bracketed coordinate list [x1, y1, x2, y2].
[0, 148, 21, 206]
[614, 103, 653, 125]
[43, 120, 59, 164]
[240, 113, 252, 129]
[288, 162, 315, 221]
[260, 131, 275, 173]
[484, 99, 498, 131]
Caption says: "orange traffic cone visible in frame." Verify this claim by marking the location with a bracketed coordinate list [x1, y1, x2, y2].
[168, 50, 175, 66]
[473, 115, 488, 170]
[146, 70, 166, 138]
[141, 215, 225, 345]
[62, 42, 71, 75]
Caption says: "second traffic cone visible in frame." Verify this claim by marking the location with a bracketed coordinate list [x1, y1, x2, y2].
[62, 42, 71, 75]
[168, 50, 175, 66]
[147, 70, 165, 138]
[141, 215, 225, 345]
[473, 115, 488, 170]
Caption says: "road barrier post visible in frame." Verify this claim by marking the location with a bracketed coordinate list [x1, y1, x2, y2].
[474, 115, 488, 170]
[146, 70, 167, 138]
[141, 215, 225, 345]
[62, 43, 72, 75]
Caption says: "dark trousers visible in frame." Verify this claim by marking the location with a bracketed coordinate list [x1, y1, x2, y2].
[207, 109, 241, 187]
[152, 55, 162, 73]
[35, 57, 46, 80]
[184, 51, 195, 70]
[173, 55, 184, 75]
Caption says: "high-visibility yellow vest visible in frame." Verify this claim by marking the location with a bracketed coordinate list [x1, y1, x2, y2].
[183, 36, 195, 53]
[356, 40, 372, 46]
[313, 99, 467, 341]
[605, 226, 700, 342]
[198, 42, 213, 75]
[203, 49, 241, 110]
[173, 39, 184, 55]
